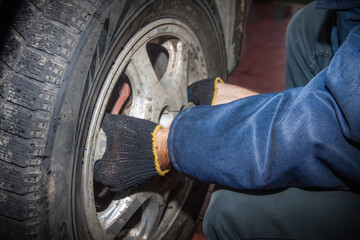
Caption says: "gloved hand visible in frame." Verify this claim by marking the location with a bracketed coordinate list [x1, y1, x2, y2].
[93, 113, 170, 192]
[94, 77, 225, 192]
[187, 77, 224, 105]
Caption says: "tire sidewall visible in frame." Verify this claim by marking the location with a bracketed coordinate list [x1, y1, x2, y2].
[47, 0, 226, 238]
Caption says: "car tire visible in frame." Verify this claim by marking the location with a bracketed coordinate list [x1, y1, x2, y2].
[0, 0, 226, 239]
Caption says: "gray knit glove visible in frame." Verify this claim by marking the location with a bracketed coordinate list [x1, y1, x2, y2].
[187, 77, 224, 105]
[93, 114, 170, 192]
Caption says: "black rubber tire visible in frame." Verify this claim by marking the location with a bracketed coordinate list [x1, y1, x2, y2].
[0, 0, 226, 239]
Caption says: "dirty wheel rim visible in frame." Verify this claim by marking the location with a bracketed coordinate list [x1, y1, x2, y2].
[81, 19, 207, 239]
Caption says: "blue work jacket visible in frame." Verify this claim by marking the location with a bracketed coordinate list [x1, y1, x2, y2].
[168, 24, 360, 191]
[316, 0, 360, 10]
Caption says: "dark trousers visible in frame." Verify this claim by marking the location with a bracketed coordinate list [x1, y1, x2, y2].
[203, 2, 360, 239]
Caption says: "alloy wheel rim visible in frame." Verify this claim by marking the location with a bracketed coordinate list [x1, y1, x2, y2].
[81, 19, 208, 239]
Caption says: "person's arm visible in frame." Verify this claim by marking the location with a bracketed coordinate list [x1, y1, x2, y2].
[94, 26, 360, 192]
[166, 26, 360, 191]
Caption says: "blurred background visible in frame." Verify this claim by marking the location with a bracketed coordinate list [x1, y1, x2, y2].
[228, 0, 310, 93]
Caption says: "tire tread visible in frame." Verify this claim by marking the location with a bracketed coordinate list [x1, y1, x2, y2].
[0, 0, 226, 238]
[0, 0, 97, 238]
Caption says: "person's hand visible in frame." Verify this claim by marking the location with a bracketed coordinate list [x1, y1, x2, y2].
[187, 77, 259, 106]
[215, 82, 259, 105]
[93, 114, 171, 192]
[94, 79, 260, 192]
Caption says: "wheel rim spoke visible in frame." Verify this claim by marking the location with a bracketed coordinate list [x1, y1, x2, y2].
[127, 193, 165, 239]
[128, 44, 159, 86]
[97, 192, 163, 235]
[125, 45, 168, 121]
[160, 40, 189, 112]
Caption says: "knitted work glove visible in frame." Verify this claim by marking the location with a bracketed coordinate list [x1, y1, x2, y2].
[93, 113, 170, 192]
[187, 77, 224, 105]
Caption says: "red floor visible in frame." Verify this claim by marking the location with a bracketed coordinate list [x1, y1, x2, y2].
[228, 0, 304, 93]
[191, 1, 304, 239]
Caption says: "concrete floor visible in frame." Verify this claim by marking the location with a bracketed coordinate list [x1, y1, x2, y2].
[191, 1, 305, 239]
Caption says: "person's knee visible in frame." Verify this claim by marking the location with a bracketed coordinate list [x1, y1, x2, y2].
[203, 190, 250, 240]
[285, 1, 335, 88]
[203, 190, 235, 239]
[286, 2, 318, 58]
[286, 2, 309, 51]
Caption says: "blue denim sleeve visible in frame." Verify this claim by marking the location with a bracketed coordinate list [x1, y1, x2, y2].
[168, 26, 360, 190]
